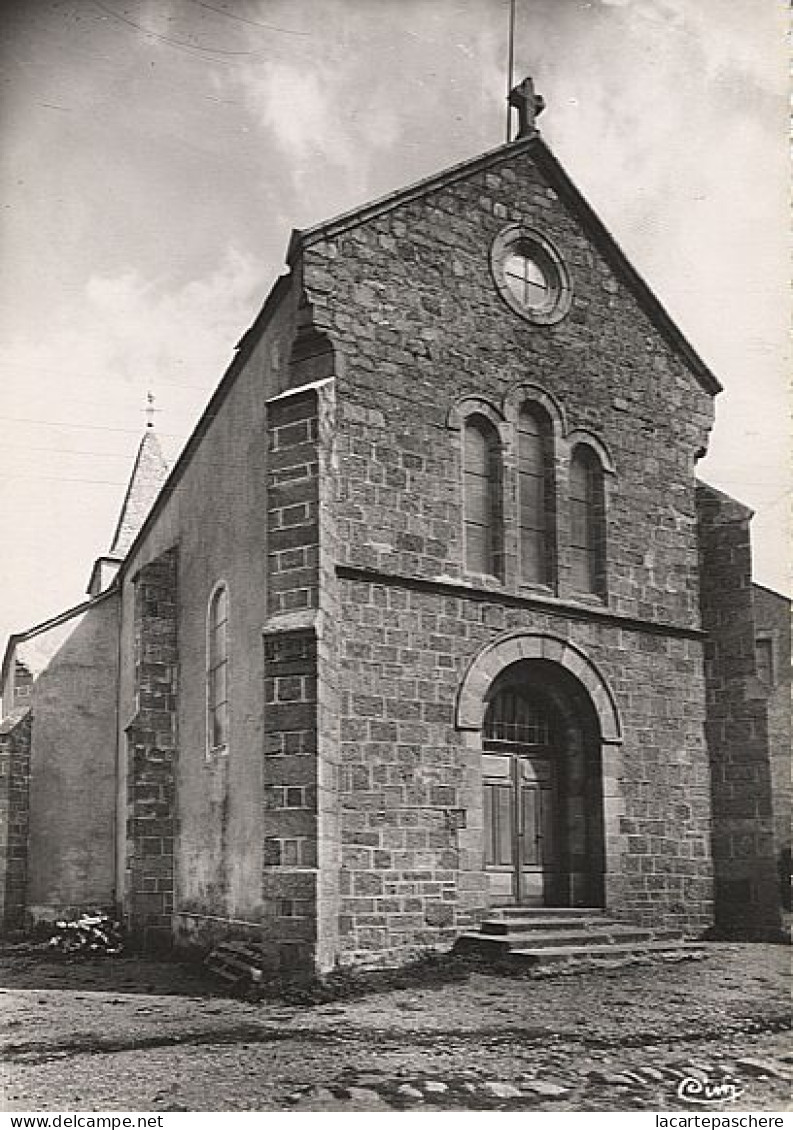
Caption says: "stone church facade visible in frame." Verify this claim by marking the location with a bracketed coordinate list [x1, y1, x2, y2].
[1, 90, 789, 972]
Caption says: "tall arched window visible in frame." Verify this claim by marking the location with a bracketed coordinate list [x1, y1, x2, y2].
[569, 445, 606, 596]
[207, 583, 229, 751]
[518, 404, 555, 586]
[463, 415, 503, 578]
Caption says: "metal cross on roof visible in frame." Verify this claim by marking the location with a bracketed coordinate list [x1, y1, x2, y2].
[144, 391, 158, 429]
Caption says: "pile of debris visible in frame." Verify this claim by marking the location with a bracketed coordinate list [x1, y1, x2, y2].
[204, 941, 475, 1003]
[205, 941, 267, 995]
[48, 912, 124, 956]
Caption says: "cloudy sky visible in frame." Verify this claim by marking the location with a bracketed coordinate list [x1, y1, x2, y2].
[0, 0, 788, 653]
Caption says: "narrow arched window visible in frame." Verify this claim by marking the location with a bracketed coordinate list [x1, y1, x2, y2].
[518, 405, 555, 586]
[463, 415, 503, 578]
[207, 584, 229, 751]
[570, 446, 606, 596]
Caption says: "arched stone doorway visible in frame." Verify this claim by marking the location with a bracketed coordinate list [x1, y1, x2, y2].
[456, 632, 622, 910]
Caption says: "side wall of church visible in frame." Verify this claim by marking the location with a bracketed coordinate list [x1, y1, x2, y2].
[117, 278, 306, 947]
[298, 142, 717, 962]
[696, 485, 782, 937]
[25, 597, 119, 921]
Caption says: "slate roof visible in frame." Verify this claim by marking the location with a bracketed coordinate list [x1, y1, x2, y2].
[109, 428, 169, 558]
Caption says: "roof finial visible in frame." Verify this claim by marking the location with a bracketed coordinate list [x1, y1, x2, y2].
[508, 76, 545, 140]
[506, 0, 516, 142]
[145, 390, 157, 430]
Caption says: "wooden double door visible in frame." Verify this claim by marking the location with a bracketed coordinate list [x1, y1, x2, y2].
[482, 747, 561, 906]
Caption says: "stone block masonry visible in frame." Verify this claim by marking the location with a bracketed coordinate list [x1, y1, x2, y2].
[335, 575, 713, 964]
[266, 388, 320, 618]
[11, 130, 774, 974]
[0, 709, 32, 928]
[262, 627, 318, 970]
[289, 138, 716, 962]
[125, 548, 178, 947]
[300, 143, 715, 630]
[697, 484, 782, 938]
[11, 661, 33, 710]
[262, 385, 323, 972]
[752, 582, 792, 909]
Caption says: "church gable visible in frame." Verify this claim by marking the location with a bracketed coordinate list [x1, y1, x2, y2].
[294, 132, 719, 407]
[293, 130, 715, 627]
[296, 130, 716, 478]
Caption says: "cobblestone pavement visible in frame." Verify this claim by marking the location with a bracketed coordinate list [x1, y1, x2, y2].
[1, 943, 790, 1112]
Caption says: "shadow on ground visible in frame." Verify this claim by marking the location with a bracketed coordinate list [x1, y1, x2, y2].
[0, 943, 217, 998]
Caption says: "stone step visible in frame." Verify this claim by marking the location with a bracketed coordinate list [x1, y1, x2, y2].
[455, 926, 679, 953]
[509, 940, 706, 965]
[454, 932, 701, 963]
[488, 906, 605, 918]
[454, 904, 699, 971]
[478, 926, 683, 947]
[481, 916, 622, 935]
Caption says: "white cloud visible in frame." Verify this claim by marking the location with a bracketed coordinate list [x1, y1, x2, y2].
[597, 0, 785, 95]
[252, 61, 334, 160]
[599, 0, 684, 18]
[239, 57, 399, 177]
[3, 245, 268, 419]
[0, 244, 275, 646]
[226, 49, 410, 230]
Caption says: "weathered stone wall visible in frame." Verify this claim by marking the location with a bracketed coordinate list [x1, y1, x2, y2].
[111, 135, 722, 970]
[291, 138, 716, 962]
[11, 662, 33, 711]
[302, 140, 714, 626]
[25, 597, 119, 921]
[0, 709, 31, 929]
[752, 582, 791, 911]
[117, 275, 302, 947]
[116, 275, 342, 971]
[334, 579, 712, 964]
[266, 388, 321, 621]
[261, 385, 321, 970]
[260, 378, 343, 973]
[696, 484, 780, 937]
[262, 627, 318, 968]
[0, 657, 33, 718]
[125, 549, 178, 946]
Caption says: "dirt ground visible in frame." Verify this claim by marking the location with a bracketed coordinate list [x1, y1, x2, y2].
[1, 941, 790, 1113]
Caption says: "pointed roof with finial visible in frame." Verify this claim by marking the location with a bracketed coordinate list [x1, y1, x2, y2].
[108, 392, 169, 559]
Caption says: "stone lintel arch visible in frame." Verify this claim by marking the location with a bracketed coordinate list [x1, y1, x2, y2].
[502, 382, 567, 440]
[566, 429, 616, 475]
[446, 396, 506, 438]
[456, 630, 622, 743]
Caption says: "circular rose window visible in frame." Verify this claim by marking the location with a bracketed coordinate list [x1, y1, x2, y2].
[491, 225, 572, 325]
